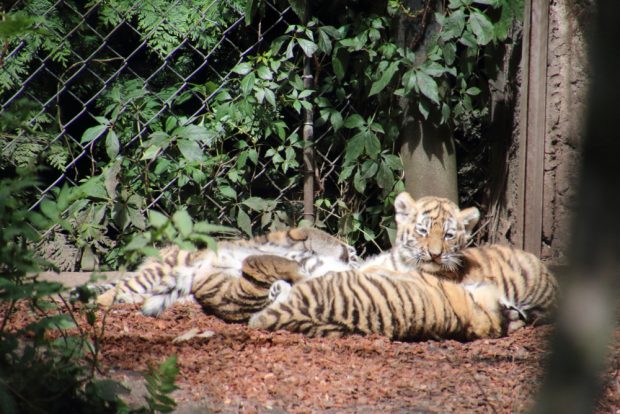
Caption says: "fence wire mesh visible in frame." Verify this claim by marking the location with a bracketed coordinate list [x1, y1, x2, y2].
[1, 0, 380, 271]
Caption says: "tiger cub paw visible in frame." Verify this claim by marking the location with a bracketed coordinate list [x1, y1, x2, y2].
[268, 280, 292, 303]
[502, 305, 527, 334]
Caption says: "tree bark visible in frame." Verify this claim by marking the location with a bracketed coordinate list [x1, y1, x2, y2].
[399, 120, 457, 201]
[395, 0, 458, 203]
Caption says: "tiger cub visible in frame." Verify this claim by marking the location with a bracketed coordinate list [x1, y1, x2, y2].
[94, 227, 359, 321]
[365, 192, 558, 330]
[247, 255, 505, 341]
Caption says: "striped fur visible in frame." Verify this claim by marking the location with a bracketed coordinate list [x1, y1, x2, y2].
[433, 245, 558, 329]
[363, 192, 558, 330]
[248, 257, 505, 341]
[94, 227, 359, 317]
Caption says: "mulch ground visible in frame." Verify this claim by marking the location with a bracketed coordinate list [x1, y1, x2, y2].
[4, 301, 620, 413]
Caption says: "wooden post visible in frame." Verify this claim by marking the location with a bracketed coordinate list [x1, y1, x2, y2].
[301, 2, 314, 223]
[516, 0, 549, 256]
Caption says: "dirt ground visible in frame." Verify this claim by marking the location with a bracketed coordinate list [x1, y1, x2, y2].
[4, 299, 620, 413]
[35, 300, 620, 413]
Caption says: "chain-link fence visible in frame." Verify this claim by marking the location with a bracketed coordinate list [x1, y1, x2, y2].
[1, 0, 384, 271]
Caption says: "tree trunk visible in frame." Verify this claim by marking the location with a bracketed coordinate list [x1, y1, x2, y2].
[399, 120, 457, 201]
[395, 0, 458, 203]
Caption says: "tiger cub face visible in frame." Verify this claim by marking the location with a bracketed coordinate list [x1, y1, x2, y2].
[393, 192, 480, 273]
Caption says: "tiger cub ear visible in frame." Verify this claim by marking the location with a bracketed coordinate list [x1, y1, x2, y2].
[394, 192, 416, 225]
[459, 207, 480, 233]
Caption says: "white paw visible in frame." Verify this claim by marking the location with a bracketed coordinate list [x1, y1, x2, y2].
[268, 280, 292, 303]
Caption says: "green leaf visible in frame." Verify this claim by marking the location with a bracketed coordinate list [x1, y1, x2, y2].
[240, 72, 256, 96]
[193, 221, 237, 235]
[343, 114, 365, 129]
[382, 154, 402, 170]
[473, 0, 497, 6]
[256, 65, 273, 80]
[237, 208, 252, 236]
[177, 139, 203, 163]
[353, 169, 366, 193]
[289, 0, 307, 20]
[180, 125, 216, 146]
[441, 9, 466, 40]
[81, 246, 98, 271]
[360, 160, 378, 179]
[264, 89, 277, 107]
[375, 162, 394, 189]
[330, 110, 343, 131]
[402, 70, 417, 94]
[339, 164, 355, 183]
[417, 72, 440, 104]
[80, 178, 108, 200]
[242, 197, 269, 212]
[369, 61, 400, 96]
[468, 10, 494, 45]
[332, 48, 348, 81]
[441, 103, 451, 124]
[422, 62, 448, 77]
[317, 28, 333, 54]
[81, 125, 107, 144]
[128, 207, 146, 230]
[232, 62, 252, 75]
[442, 43, 457, 66]
[104, 161, 120, 200]
[219, 186, 237, 200]
[124, 234, 150, 251]
[297, 38, 317, 57]
[40, 199, 58, 220]
[172, 210, 193, 238]
[418, 100, 430, 120]
[364, 134, 381, 159]
[344, 132, 366, 163]
[244, 0, 258, 25]
[459, 30, 478, 48]
[149, 210, 169, 229]
[105, 130, 119, 159]
[141, 145, 161, 160]
[466, 86, 481, 96]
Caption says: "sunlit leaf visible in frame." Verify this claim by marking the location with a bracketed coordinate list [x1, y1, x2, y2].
[173, 210, 193, 237]
[81, 125, 107, 144]
[369, 61, 399, 96]
[297, 38, 317, 57]
[417, 72, 440, 104]
[237, 208, 252, 236]
[105, 130, 119, 159]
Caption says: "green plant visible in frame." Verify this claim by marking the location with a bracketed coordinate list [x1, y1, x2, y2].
[0, 169, 182, 413]
[2, 0, 523, 268]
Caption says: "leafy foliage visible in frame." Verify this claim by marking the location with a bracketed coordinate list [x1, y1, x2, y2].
[0, 169, 180, 413]
[1, 0, 523, 268]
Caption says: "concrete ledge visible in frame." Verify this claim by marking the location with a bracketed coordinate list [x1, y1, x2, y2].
[35, 271, 136, 288]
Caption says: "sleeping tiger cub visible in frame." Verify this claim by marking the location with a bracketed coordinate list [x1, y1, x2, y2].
[92, 227, 359, 322]
[364, 192, 558, 330]
[247, 254, 506, 340]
